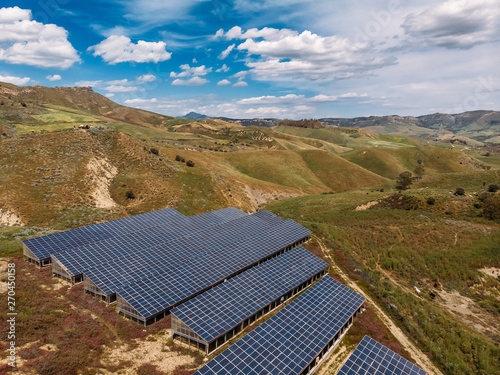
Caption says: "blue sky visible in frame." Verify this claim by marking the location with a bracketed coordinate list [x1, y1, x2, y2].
[0, 0, 499, 118]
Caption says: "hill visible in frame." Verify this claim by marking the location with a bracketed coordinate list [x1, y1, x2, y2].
[320, 111, 500, 144]
[1, 82, 499, 375]
[182, 112, 208, 119]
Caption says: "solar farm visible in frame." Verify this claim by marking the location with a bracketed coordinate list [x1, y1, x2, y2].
[22, 207, 427, 374]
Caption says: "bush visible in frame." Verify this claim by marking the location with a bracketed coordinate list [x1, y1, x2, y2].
[125, 190, 135, 199]
[175, 155, 182, 161]
[483, 196, 500, 220]
[488, 184, 499, 193]
[150, 148, 159, 155]
[426, 197, 436, 205]
[186, 160, 195, 167]
[454, 187, 465, 196]
[479, 192, 492, 202]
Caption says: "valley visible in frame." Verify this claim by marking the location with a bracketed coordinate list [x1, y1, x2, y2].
[0, 83, 499, 375]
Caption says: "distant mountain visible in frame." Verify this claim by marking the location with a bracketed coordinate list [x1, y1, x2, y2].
[182, 112, 208, 119]
[214, 112, 500, 144]
[319, 111, 500, 144]
[215, 117, 280, 127]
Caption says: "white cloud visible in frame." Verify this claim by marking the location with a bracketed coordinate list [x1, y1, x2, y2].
[222, 26, 296, 41]
[403, 0, 500, 49]
[217, 79, 231, 86]
[219, 44, 235, 60]
[225, 27, 395, 82]
[233, 81, 248, 87]
[106, 93, 115, 98]
[244, 106, 289, 116]
[46, 74, 61, 82]
[170, 64, 211, 85]
[124, 98, 158, 105]
[170, 64, 212, 78]
[309, 92, 368, 102]
[104, 85, 139, 92]
[238, 94, 304, 105]
[0, 6, 30, 23]
[216, 64, 230, 73]
[107, 79, 129, 85]
[172, 77, 209, 86]
[137, 73, 157, 83]
[88, 35, 172, 64]
[0, 74, 30, 85]
[74, 80, 102, 87]
[0, 6, 80, 69]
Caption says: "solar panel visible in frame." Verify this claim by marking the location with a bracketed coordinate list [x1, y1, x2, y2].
[53, 210, 283, 277]
[23, 207, 188, 261]
[193, 276, 365, 375]
[337, 336, 427, 375]
[171, 247, 329, 344]
[116, 219, 311, 320]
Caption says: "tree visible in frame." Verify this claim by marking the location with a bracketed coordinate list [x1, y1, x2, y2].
[396, 171, 413, 190]
[414, 164, 425, 176]
[186, 160, 195, 167]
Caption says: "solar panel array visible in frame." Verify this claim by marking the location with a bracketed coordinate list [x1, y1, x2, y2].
[23, 207, 188, 261]
[337, 336, 426, 375]
[52, 207, 252, 278]
[116, 219, 311, 319]
[194, 276, 365, 375]
[81, 211, 286, 296]
[171, 246, 329, 343]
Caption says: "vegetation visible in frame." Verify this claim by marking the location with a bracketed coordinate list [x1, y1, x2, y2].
[2, 83, 500, 375]
[266, 185, 500, 375]
[395, 171, 413, 190]
[278, 118, 324, 129]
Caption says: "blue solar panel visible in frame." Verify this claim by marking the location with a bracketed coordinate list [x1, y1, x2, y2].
[171, 247, 329, 343]
[52, 207, 252, 278]
[23, 208, 188, 261]
[337, 336, 427, 375]
[115, 219, 311, 319]
[194, 276, 365, 375]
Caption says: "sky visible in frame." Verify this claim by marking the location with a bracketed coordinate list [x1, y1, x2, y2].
[0, 0, 499, 119]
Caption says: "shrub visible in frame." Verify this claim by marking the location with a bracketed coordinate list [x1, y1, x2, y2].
[186, 160, 195, 167]
[479, 192, 492, 202]
[427, 197, 436, 205]
[483, 196, 500, 220]
[175, 155, 182, 161]
[125, 190, 136, 199]
[488, 184, 499, 193]
[454, 187, 465, 196]
[150, 148, 159, 155]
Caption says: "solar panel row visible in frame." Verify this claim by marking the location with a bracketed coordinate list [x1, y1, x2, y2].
[24, 207, 188, 262]
[171, 246, 329, 346]
[52, 207, 255, 279]
[337, 336, 426, 375]
[194, 276, 365, 375]
[80, 212, 286, 297]
[116, 219, 311, 320]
